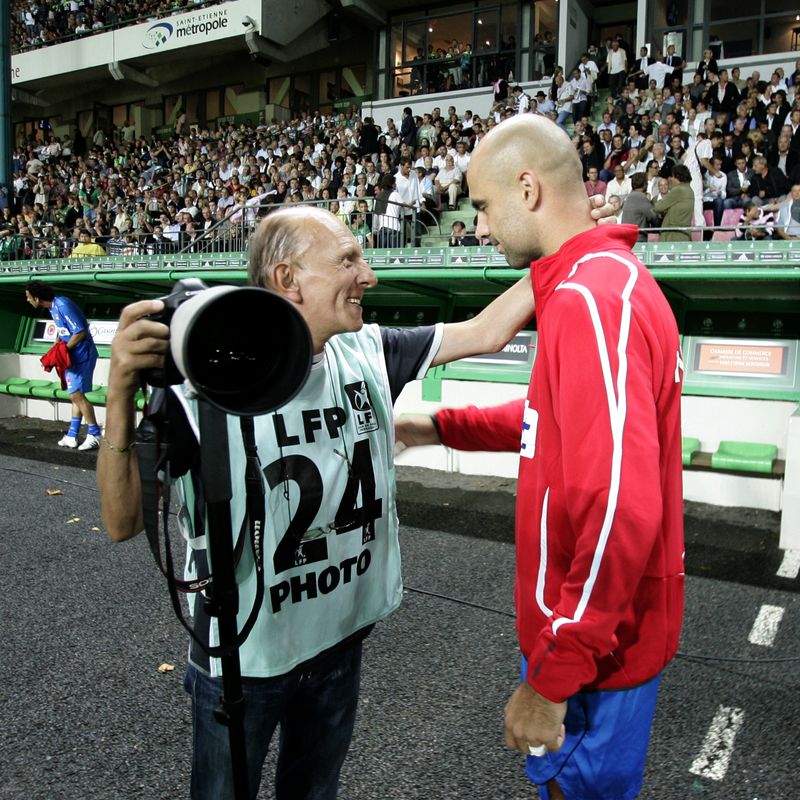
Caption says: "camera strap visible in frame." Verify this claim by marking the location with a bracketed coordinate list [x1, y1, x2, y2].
[138, 392, 268, 658]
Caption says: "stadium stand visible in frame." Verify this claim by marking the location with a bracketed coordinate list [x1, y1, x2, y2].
[4, 35, 799, 258]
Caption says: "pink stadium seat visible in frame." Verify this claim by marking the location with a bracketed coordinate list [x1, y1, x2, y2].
[722, 208, 740, 226]
[712, 208, 740, 241]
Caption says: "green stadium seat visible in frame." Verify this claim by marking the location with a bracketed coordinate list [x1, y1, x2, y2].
[7, 379, 38, 396]
[682, 437, 701, 466]
[0, 376, 31, 394]
[0, 377, 139, 410]
[29, 381, 61, 398]
[19, 379, 57, 396]
[84, 386, 108, 405]
[711, 441, 778, 475]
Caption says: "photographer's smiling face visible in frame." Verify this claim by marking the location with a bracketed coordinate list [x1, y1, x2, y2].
[269, 212, 377, 354]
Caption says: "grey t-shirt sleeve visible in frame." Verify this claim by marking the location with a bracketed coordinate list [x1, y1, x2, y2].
[380, 322, 445, 403]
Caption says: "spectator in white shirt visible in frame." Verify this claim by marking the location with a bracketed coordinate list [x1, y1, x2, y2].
[570, 68, 592, 121]
[535, 91, 555, 116]
[775, 183, 800, 239]
[394, 158, 422, 213]
[216, 186, 234, 210]
[606, 40, 628, 98]
[256, 140, 271, 161]
[644, 54, 674, 89]
[453, 141, 471, 175]
[578, 52, 599, 88]
[597, 112, 617, 136]
[414, 146, 432, 170]
[605, 165, 633, 204]
[160, 213, 181, 242]
[621, 147, 646, 177]
[554, 75, 574, 130]
[435, 155, 463, 210]
[432, 145, 449, 171]
[735, 202, 775, 240]
[218, 160, 234, 182]
[702, 155, 727, 229]
[513, 86, 531, 114]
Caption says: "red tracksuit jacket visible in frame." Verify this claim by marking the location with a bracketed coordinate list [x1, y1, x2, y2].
[41, 340, 71, 390]
[435, 225, 685, 702]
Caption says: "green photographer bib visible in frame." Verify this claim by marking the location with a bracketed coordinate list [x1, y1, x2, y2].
[176, 324, 402, 678]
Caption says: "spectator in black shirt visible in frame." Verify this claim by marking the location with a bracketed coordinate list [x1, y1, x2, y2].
[788, 109, 800, 153]
[668, 135, 685, 162]
[739, 140, 757, 170]
[617, 102, 638, 134]
[399, 107, 416, 149]
[448, 220, 479, 246]
[708, 70, 739, 121]
[695, 49, 718, 83]
[768, 134, 798, 177]
[776, 90, 792, 119]
[664, 45, 684, 86]
[750, 156, 789, 205]
[719, 133, 738, 173]
[579, 139, 604, 179]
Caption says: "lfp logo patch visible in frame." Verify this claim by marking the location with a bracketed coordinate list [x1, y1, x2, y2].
[344, 381, 379, 435]
[143, 22, 174, 50]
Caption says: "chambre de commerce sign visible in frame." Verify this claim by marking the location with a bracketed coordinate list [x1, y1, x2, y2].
[10, 0, 263, 85]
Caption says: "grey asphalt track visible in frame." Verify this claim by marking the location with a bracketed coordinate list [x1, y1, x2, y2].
[3, 417, 799, 799]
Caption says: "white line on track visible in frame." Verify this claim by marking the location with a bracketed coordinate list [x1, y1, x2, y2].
[689, 705, 744, 782]
[776, 549, 800, 579]
[748, 604, 784, 647]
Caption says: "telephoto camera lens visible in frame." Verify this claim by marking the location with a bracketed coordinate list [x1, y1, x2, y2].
[170, 286, 312, 416]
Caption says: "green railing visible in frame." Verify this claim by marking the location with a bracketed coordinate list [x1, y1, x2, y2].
[1, 240, 799, 280]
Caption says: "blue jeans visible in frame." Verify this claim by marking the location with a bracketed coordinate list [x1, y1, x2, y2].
[184, 639, 363, 800]
[555, 110, 572, 130]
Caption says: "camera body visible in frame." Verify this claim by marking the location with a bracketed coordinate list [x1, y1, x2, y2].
[146, 278, 210, 387]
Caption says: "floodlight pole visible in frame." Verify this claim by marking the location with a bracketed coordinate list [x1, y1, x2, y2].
[0, 10, 13, 202]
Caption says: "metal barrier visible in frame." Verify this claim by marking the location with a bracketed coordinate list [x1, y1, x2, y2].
[174, 197, 431, 255]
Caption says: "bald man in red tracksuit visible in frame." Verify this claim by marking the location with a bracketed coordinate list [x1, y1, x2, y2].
[432, 226, 685, 800]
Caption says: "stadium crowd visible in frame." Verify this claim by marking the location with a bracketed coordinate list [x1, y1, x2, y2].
[11, 0, 225, 51]
[2, 102, 498, 260]
[538, 40, 800, 240]
[4, 42, 800, 261]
